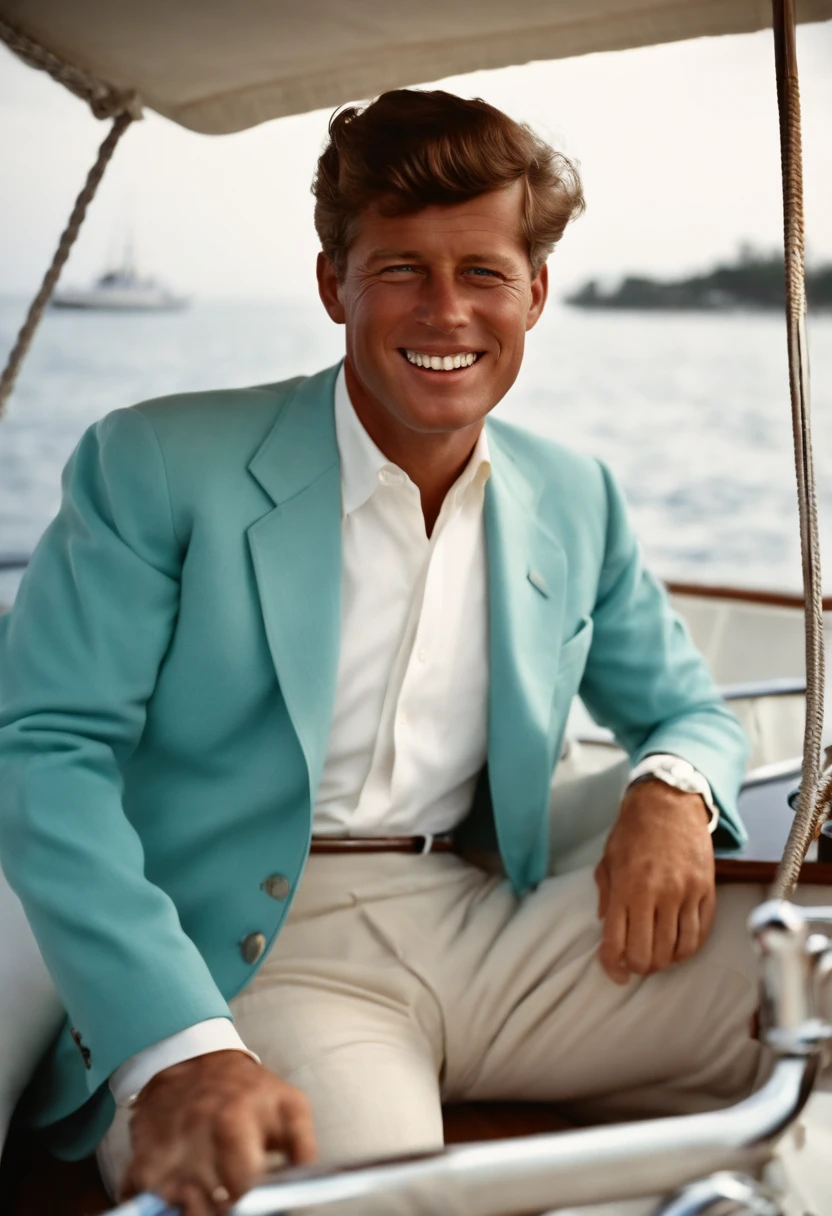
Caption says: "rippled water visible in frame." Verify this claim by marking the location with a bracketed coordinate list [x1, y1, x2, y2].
[2, 296, 831, 605]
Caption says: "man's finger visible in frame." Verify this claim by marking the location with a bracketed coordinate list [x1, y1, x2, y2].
[674, 899, 701, 962]
[213, 1108, 268, 1201]
[651, 900, 680, 973]
[599, 894, 629, 984]
[699, 888, 717, 945]
[131, 1116, 223, 1205]
[623, 894, 655, 977]
[278, 1090, 318, 1164]
[173, 1180, 214, 1216]
[123, 1145, 181, 1202]
[594, 861, 610, 920]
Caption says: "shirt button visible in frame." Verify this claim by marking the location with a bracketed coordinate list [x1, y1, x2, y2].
[417, 649, 427, 663]
[240, 932, 267, 965]
[261, 874, 290, 900]
[379, 468, 399, 486]
[398, 709, 411, 726]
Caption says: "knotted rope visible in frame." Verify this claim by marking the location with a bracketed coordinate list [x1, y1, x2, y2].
[0, 18, 140, 419]
[0, 17, 141, 121]
[771, 0, 829, 897]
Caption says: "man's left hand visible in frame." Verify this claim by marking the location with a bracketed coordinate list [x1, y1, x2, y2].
[594, 781, 716, 984]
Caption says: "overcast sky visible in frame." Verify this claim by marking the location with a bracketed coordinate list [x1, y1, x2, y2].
[1, 21, 831, 303]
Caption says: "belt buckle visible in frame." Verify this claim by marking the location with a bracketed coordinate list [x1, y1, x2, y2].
[419, 834, 434, 855]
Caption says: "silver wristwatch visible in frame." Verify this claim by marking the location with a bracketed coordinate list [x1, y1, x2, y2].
[628, 754, 717, 831]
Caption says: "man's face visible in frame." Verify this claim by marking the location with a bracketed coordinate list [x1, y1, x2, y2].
[317, 182, 548, 439]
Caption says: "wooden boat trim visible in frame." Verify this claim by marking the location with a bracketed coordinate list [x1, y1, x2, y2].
[716, 858, 832, 884]
[667, 580, 832, 612]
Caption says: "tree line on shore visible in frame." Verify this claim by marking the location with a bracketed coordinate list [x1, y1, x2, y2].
[565, 248, 832, 311]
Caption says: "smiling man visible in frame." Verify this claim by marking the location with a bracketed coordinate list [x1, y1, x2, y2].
[0, 90, 764, 1216]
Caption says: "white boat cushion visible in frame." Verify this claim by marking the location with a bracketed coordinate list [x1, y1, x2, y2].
[0, 865, 63, 1153]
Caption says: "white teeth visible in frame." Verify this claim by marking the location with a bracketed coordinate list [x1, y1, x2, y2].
[404, 350, 479, 371]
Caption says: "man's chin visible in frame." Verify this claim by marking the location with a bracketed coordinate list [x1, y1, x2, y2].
[390, 390, 491, 436]
[381, 368, 495, 433]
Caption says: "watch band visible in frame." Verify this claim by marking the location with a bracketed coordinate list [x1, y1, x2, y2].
[628, 754, 718, 833]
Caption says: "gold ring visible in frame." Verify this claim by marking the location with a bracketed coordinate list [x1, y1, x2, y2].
[211, 1185, 231, 1205]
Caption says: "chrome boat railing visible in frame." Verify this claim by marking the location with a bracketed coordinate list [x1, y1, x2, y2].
[110, 902, 832, 1216]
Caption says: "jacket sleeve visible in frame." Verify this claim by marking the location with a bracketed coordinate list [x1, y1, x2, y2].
[0, 408, 231, 1095]
[578, 461, 749, 852]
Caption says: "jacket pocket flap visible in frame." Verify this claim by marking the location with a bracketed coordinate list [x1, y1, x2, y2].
[558, 615, 594, 677]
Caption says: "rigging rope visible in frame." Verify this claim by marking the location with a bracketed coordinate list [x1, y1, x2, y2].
[0, 18, 140, 419]
[771, 0, 829, 897]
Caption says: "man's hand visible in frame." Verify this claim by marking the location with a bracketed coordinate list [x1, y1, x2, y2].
[120, 1050, 317, 1216]
[594, 781, 716, 984]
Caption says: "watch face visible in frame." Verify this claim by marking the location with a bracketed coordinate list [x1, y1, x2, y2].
[650, 765, 692, 794]
[660, 766, 704, 798]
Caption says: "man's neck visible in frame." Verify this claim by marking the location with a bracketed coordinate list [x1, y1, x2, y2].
[345, 363, 482, 538]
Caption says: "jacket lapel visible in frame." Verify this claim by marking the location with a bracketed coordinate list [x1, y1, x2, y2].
[246, 366, 343, 804]
[484, 427, 568, 893]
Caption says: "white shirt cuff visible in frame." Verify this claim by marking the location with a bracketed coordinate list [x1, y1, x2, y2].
[109, 1018, 258, 1108]
[628, 753, 718, 833]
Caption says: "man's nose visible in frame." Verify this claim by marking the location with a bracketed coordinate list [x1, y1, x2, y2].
[415, 275, 469, 333]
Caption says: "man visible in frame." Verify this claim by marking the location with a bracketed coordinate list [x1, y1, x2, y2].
[0, 89, 764, 1215]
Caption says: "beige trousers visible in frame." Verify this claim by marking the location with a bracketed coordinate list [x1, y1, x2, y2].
[230, 855, 765, 1156]
[98, 761, 819, 1212]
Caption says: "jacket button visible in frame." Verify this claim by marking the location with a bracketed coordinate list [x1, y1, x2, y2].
[240, 932, 267, 965]
[261, 874, 290, 900]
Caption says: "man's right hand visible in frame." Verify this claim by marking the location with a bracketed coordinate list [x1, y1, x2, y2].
[119, 1050, 317, 1216]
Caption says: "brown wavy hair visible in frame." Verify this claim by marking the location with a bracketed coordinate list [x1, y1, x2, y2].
[312, 89, 584, 280]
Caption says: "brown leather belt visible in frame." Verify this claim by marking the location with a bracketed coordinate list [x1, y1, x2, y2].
[309, 834, 455, 855]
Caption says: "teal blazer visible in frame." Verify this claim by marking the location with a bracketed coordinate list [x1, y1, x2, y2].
[0, 363, 747, 1157]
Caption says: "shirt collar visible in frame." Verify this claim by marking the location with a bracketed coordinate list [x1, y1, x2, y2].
[334, 362, 491, 519]
[334, 363, 391, 517]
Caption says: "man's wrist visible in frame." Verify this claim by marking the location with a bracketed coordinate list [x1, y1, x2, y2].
[627, 754, 718, 833]
[110, 1018, 260, 1108]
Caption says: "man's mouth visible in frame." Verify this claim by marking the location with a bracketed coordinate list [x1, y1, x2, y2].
[400, 349, 483, 372]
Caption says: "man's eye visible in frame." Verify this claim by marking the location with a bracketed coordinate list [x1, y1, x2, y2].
[465, 267, 499, 278]
[382, 265, 419, 274]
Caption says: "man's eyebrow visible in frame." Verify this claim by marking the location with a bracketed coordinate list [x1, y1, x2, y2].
[365, 250, 519, 271]
[459, 253, 518, 272]
[365, 249, 424, 262]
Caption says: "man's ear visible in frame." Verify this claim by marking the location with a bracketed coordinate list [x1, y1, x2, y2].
[525, 262, 549, 332]
[317, 253, 346, 324]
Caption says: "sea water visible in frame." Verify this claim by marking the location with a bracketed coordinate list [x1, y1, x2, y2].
[1, 296, 831, 606]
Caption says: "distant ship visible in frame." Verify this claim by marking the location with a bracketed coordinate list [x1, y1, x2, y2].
[52, 246, 188, 312]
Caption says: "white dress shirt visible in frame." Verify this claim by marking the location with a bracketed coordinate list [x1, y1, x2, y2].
[314, 365, 490, 837]
[110, 366, 714, 1105]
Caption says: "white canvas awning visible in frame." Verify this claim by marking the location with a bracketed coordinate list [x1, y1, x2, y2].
[1, 0, 831, 134]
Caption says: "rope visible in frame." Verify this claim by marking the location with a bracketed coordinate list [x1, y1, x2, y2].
[0, 17, 142, 121]
[0, 113, 134, 419]
[0, 18, 141, 418]
[771, 0, 828, 897]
